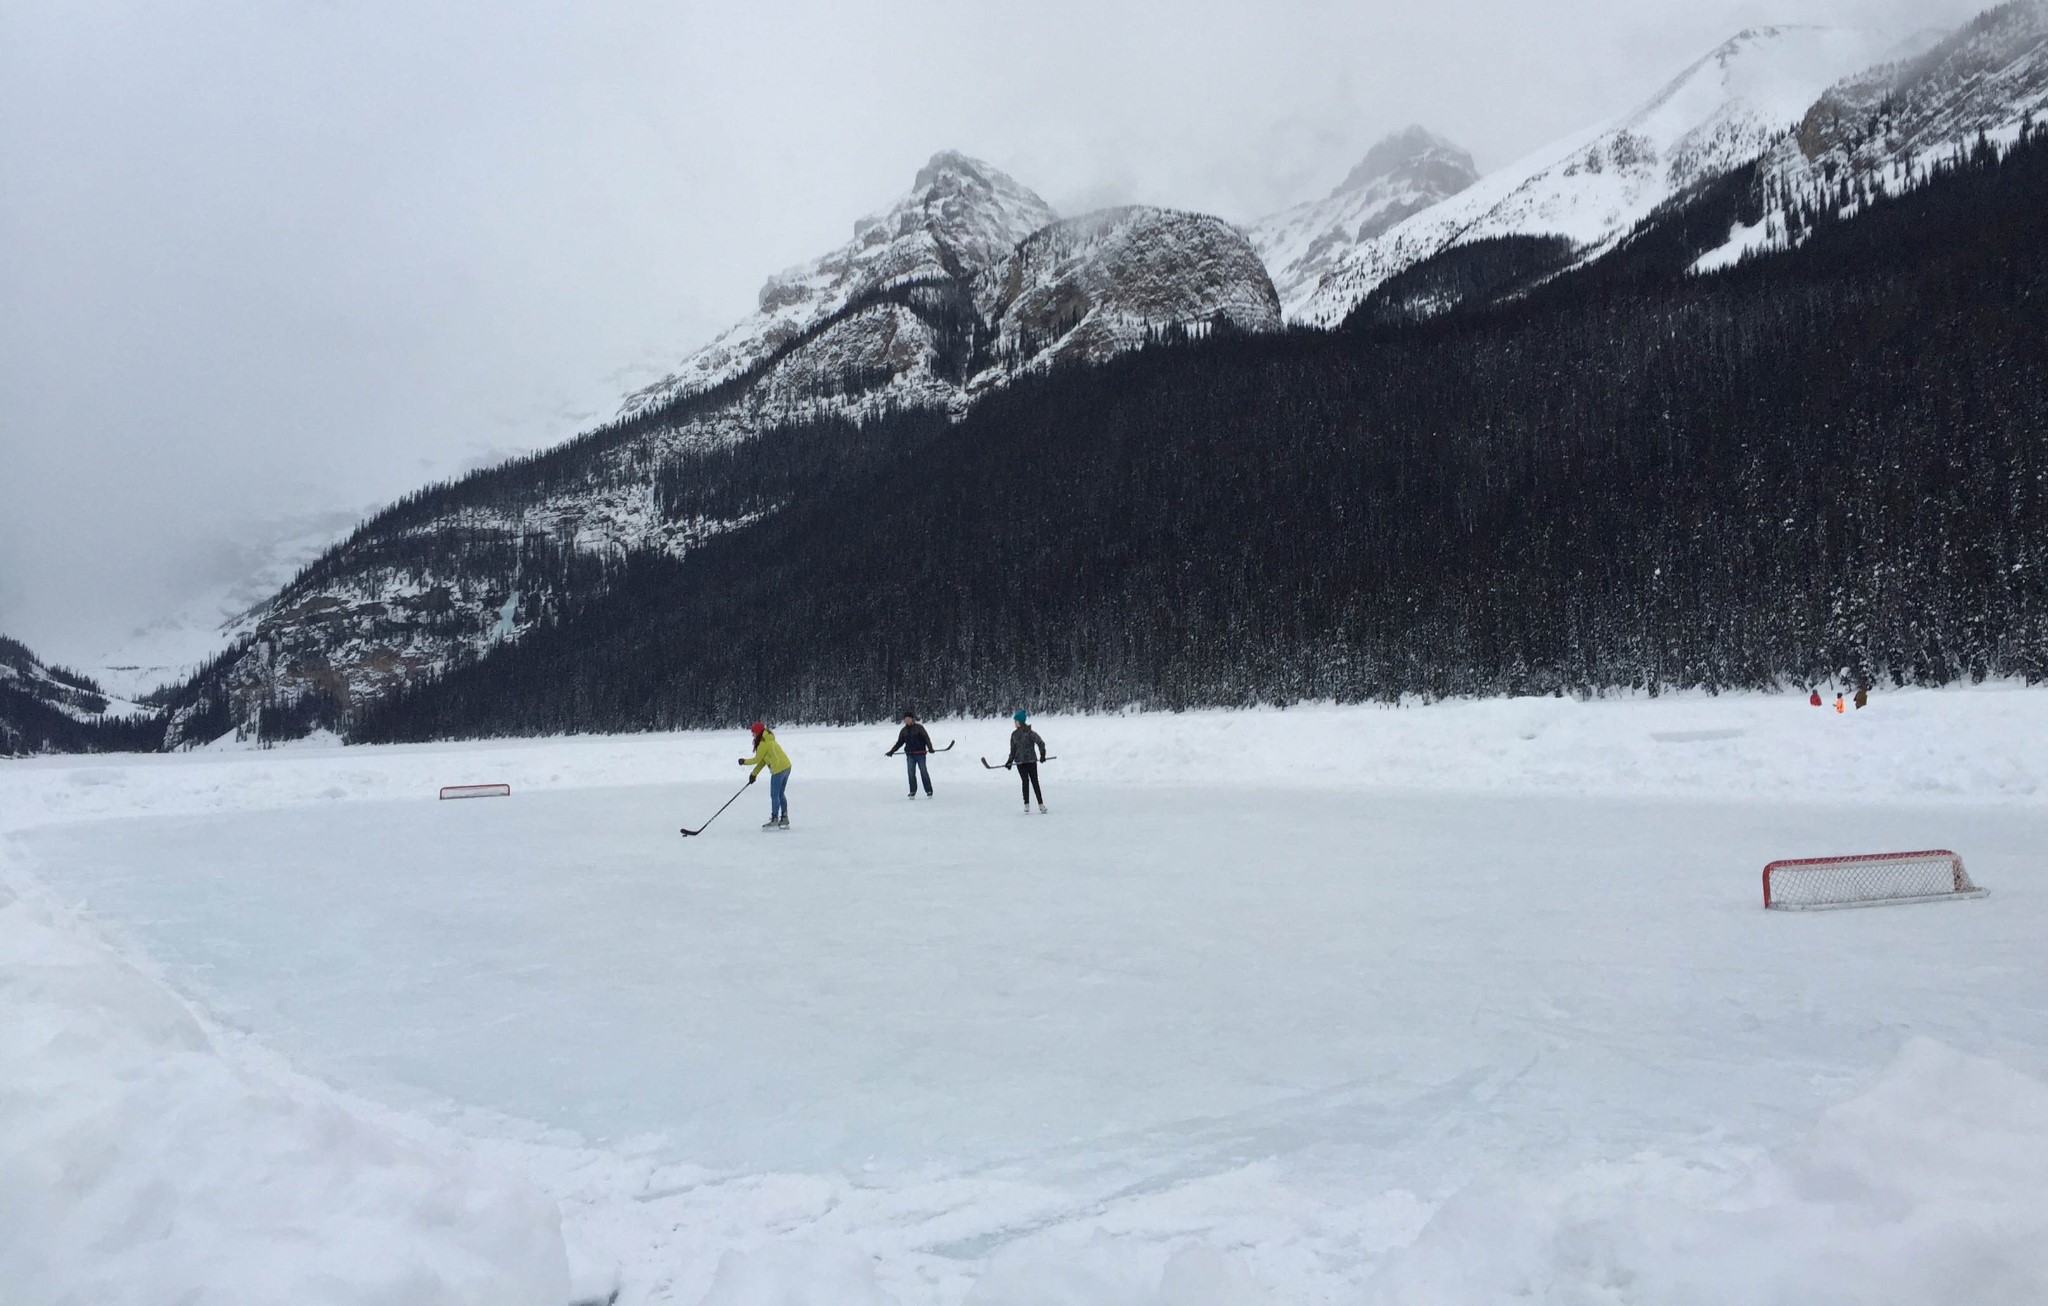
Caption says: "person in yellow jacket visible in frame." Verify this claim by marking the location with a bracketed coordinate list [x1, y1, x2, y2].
[739, 721, 793, 829]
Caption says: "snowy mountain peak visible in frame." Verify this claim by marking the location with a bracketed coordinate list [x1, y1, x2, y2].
[632, 151, 1055, 416]
[1292, 22, 1898, 325]
[1247, 126, 1478, 320]
[1332, 125, 1476, 197]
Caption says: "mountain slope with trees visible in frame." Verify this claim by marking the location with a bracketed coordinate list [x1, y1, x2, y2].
[0, 636, 163, 756]
[354, 131, 2048, 741]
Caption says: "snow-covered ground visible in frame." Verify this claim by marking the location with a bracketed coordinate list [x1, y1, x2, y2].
[5, 688, 2047, 1304]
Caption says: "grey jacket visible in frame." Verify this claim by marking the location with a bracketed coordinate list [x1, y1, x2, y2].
[1006, 724, 1046, 767]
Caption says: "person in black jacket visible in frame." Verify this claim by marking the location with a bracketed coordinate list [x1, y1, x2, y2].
[1006, 710, 1047, 813]
[886, 710, 937, 798]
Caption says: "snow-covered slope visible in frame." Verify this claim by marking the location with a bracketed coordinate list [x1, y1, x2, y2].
[1248, 127, 1479, 322]
[1697, 1, 2048, 270]
[1299, 26, 1900, 325]
[978, 206, 1281, 379]
[0, 635, 150, 756]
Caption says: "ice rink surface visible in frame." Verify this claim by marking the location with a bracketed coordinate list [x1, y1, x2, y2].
[6, 690, 2048, 1303]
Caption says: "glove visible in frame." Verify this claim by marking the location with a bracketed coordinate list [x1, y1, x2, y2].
[748, 773, 757, 784]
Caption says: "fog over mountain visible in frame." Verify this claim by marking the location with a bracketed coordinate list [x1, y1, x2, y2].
[0, 0, 1989, 666]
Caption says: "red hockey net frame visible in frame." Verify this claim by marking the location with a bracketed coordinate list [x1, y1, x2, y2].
[1762, 848, 1986, 910]
[438, 783, 512, 800]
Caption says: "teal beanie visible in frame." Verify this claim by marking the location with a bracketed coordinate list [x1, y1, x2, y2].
[1012, 709, 1028, 723]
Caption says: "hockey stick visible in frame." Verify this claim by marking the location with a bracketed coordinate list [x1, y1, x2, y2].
[883, 741, 957, 758]
[680, 776, 753, 837]
[980, 756, 1055, 768]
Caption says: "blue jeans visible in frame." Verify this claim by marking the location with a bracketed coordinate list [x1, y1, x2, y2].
[769, 768, 790, 820]
[905, 752, 931, 795]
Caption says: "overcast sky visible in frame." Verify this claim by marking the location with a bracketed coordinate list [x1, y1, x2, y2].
[0, 0, 1984, 667]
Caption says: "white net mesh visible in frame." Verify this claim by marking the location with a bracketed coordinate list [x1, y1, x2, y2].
[1763, 850, 1984, 910]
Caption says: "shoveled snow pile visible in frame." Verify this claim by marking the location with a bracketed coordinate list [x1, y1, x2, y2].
[1367, 1038, 2048, 1306]
[0, 867, 569, 1306]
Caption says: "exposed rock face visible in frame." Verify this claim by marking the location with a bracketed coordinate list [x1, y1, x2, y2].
[620, 151, 1058, 422]
[1294, 26, 1896, 325]
[1795, 2, 2047, 170]
[1248, 127, 1478, 321]
[979, 207, 1282, 378]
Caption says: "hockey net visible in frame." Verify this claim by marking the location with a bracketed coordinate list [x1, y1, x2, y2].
[438, 783, 511, 800]
[1762, 849, 1986, 910]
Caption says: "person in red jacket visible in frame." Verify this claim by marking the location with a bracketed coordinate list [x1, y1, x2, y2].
[1809, 688, 1823, 707]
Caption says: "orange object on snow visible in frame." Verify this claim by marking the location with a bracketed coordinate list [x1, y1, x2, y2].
[1834, 695, 1846, 713]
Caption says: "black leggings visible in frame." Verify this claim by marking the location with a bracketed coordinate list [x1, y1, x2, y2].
[1016, 762, 1043, 804]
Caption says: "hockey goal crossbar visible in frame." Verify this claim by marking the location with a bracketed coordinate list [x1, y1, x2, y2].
[1762, 848, 1986, 910]
[439, 783, 511, 800]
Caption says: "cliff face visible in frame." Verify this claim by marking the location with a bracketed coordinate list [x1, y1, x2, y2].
[979, 207, 1282, 379]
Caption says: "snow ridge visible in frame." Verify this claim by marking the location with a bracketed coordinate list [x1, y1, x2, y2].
[1294, 26, 1898, 326]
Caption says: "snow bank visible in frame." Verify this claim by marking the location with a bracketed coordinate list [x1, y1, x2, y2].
[1364, 1038, 2048, 1305]
[0, 869, 570, 1306]
[688, 1238, 1265, 1306]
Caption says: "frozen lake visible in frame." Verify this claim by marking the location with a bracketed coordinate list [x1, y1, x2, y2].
[8, 694, 2048, 1303]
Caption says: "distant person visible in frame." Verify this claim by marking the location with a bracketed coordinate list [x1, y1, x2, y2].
[1855, 686, 1869, 710]
[1006, 710, 1048, 813]
[739, 721, 792, 829]
[1809, 688, 1823, 707]
[1833, 694, 1846, 714]
[887, 710, 937, 799]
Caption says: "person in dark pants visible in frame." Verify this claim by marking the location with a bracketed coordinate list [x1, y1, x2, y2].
[887, 710, 937, 798]
[1006, 709, 1047, 813]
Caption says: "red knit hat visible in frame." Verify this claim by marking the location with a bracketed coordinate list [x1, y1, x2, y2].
[750, 721, 765, 735]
